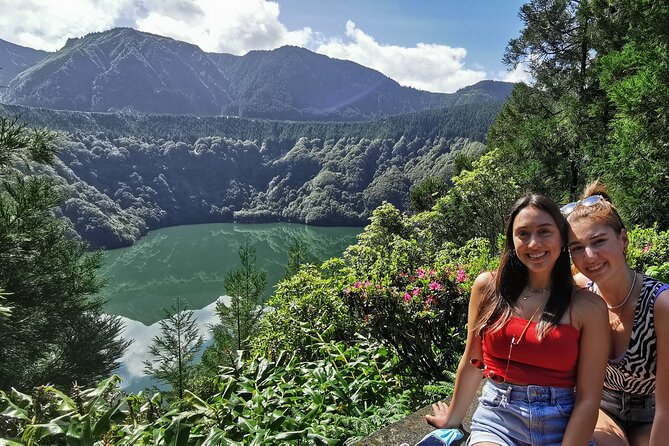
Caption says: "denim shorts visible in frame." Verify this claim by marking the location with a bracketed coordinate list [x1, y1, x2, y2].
[468, 380, 594, 446]
[600, 387, 655, 431]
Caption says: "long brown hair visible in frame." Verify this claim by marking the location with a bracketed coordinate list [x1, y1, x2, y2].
[473, 194, 574, 340]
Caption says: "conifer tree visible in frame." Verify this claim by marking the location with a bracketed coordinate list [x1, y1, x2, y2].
[216, 240, 266, 351]
[283, 237, 317, 281]
[0, 116, 130, 391]
[143, 297, 204, 399]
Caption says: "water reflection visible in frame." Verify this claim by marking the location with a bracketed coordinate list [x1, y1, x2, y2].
[100, 223, 360, 325]
[115, 298, 225, 392]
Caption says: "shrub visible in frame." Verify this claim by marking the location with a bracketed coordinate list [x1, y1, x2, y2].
[626, 225, 669, 273]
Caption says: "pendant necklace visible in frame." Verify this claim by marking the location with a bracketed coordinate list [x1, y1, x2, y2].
[522, 286, 551, 300]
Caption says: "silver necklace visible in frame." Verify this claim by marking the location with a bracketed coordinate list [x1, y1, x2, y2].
[607, 270, 637, 310]
[522, 286, 551, 300]
[527, 286, 551, 293]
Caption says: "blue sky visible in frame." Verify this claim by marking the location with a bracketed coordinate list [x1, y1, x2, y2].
[0, 0, 529, 92]
[279, 0, 526, 77]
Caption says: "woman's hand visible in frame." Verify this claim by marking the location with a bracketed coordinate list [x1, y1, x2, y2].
[425, 400, 450, 428]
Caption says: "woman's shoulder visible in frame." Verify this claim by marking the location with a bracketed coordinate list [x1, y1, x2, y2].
[573, 272, 591, 288]
[571, 286, 607, 320]
[474, 271, 495, 287]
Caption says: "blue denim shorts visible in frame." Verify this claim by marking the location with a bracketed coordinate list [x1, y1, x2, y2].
[469, 380, 594, 446]
[600, 387, 654, 431]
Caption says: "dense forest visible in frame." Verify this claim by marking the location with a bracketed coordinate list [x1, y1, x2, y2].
[0, 27, 513, 121]
[1, 1, 669, 445]
[0, 100, 501, 249]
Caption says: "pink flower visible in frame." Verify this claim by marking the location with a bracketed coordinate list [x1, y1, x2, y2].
[364, 280, 371, 287]
[412, 288, 421, 296]
[417, 268, 426, 279]
[343, 287, 351, 294]
[456, 269, 467, 283]
[429, 269, 436, 277]
[354, 281, 362, 289]
[643, 244, 652, 254]
[403, 292, 412, 302]
[427, 295, 436, 306]
[429, 281, 441, 291]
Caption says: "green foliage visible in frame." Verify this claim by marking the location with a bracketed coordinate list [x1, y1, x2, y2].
[409, 176, 448, 213]
[194, 241, 268, 394]
[593, 0, 669, 229]
[430, 150, 520, 247]
[282, 237, 318, 281]
[253, 262, 359, 360]
[0, 329, 414, 445]
[0, 116, 130, 391]
[626, 226, 669, 274]
[143, 298, 204, 400]
[219, 240, 267, 351]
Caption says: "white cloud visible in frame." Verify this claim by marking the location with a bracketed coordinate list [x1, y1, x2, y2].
[135, 0, 313, 54]
[497, 61, 533, 84]
[0, 0, 133, 51]
[316, 21, 486, 93]
[0, 0, 312, 55]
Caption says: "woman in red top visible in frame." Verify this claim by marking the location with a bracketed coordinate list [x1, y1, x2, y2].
[426, 193, 609, 445]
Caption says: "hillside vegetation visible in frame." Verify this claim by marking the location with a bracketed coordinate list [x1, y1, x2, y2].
[0, 100, 501, 248]
[2, 1, 669, 445]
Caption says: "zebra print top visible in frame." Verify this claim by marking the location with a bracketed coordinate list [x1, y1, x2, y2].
[589, 275, 669, 395]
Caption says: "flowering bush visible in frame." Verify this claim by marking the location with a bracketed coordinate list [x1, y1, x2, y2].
[344, 263, 469, 381]
[627, 225, 669, 274]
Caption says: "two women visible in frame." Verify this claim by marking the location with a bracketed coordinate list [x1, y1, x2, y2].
[426, 194, 609, 445]
[565, 183, 669, 446]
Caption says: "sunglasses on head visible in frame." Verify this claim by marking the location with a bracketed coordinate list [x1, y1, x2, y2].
[560, 195, 605, 216]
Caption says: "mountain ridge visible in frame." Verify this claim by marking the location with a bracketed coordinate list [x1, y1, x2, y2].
[0, 28, 513, 120]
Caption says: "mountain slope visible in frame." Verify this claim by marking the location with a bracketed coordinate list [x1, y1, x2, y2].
[1, 28, 513, 120]
[0, 38, 50, 86]
[3, 28, 232, 114]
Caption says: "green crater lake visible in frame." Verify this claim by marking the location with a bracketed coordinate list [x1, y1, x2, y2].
[99, 222, 361, 390]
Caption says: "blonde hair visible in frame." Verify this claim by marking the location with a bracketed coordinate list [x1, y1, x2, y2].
[566, 180, 625, 234]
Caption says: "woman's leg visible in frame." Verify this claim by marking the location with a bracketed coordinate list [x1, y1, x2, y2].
[593, 409, 629, 446]
[627, 423, 651, 446]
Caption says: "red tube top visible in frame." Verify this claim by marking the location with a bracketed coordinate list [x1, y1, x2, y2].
[482, 317, 580, 387]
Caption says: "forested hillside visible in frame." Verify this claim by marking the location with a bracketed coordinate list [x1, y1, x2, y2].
[0, 27, 513, 120]
[2, 1, 669, 445]
[0, 100, 501, 248]
[0, 38, 50, 86]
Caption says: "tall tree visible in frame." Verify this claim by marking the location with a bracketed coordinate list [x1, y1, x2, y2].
[592, 0, 669, 228]
[494, 0, 608, 200]
[283, 237, 318, 281]
[143, 298, 204, 399]
[217, 240, 266, 351]
[0, 116, 130, 391]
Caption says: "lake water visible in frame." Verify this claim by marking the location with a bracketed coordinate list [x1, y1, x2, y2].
[99, 222, 361, 391]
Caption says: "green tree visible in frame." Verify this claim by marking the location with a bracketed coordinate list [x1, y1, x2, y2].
[216, 240, 267, 351]
[432, 149, 520, 247]
[592, 0, 669, 228]
[143, 298, 204, 399]
[0, 116, 130, 391]
[409, 176, 448, 213]
[495, 0, 608, 200]
[282, 237, 318, 280]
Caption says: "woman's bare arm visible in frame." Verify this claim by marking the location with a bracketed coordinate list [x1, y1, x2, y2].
[424, 272, 490, 428]
[562, 288, 609, 445]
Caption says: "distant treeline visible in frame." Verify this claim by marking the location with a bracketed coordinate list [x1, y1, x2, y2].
[0, 100, 502, 249]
